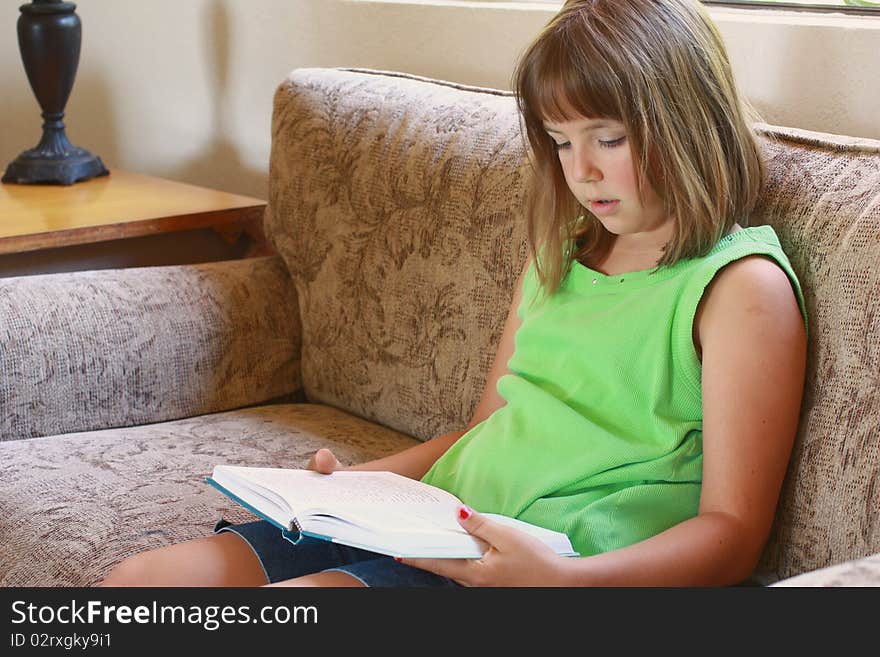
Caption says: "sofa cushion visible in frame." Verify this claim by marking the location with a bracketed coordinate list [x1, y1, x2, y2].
[749, 125, 880, 583]
[0, 403, 419, 586]
[265, 68, 529, 442]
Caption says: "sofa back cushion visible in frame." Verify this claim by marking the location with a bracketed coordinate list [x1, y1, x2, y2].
[265, 68, 529, 442]
[264, 67, 880, 581]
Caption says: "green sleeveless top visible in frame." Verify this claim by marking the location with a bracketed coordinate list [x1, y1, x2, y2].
[422, 225, 806, 557]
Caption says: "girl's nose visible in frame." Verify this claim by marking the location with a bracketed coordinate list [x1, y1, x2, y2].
[571, 152, 602, 183]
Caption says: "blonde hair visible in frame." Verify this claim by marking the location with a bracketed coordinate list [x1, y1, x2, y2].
[513, 0, 765, 295]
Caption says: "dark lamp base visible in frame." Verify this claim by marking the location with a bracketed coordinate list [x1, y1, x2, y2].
[3, 145, 109, 186]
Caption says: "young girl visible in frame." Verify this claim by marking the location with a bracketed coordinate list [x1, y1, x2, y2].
[101, 0, 807, 587]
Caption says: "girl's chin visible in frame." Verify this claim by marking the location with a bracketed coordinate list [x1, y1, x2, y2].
[592, 216, 629, 235]
[589, 212, 674, 238]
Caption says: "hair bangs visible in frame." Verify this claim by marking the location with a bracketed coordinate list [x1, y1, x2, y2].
[516, 18, 624, 130]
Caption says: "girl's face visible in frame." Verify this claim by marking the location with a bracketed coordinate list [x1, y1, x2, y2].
[543, 116, 672, 240]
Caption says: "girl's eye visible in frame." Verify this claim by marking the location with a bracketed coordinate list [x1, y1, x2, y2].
[553, 141, 571, 151]
[599, 136, 626, 149]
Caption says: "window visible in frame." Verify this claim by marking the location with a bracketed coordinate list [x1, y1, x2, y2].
[482, 0, 880, 14]
[704, 1, 879, 14]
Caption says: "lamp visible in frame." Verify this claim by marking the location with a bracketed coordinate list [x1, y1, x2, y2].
[2, 0, 108, 186]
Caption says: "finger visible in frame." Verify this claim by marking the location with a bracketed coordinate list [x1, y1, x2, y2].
[456, 506, 514, 548]
[309, 448, 338, 474]
[316, 448, 340, 473]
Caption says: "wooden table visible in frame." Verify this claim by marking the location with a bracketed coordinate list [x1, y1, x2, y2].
[0, 170, 272, 278]
[0, 169, 269, 256]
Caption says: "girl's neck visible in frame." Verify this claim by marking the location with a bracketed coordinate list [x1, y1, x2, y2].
[585, 246, 661, 276]
[584, 223, 742, 276]
[585, 222, 675, 276]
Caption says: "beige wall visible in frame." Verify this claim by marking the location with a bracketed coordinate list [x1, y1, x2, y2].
[1, 0, 878, 202]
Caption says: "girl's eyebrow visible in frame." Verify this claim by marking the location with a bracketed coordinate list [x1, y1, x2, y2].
[543, 120, 616, 134]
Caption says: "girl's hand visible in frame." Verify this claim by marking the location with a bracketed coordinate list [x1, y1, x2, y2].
[306, 448, 342, 474]
[401, 507, 572, 587]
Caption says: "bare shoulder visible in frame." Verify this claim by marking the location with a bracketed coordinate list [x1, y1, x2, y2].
[705, 255, 801, 316]
[695, 255, 804, 357]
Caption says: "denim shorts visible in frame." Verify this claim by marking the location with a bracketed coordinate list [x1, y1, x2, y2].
[214, 519, 460, 588]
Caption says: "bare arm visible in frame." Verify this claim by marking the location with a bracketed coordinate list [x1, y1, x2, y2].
[309, 259, 530, 480]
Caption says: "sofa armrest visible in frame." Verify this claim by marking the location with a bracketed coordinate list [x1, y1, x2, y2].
[0, 256, 301, 441]
[769, 553, 880, 587]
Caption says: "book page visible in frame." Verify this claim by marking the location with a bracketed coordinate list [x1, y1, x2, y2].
[213, 467, 465, 530]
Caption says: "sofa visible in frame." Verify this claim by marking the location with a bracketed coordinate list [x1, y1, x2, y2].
[1, 68, 878, 587]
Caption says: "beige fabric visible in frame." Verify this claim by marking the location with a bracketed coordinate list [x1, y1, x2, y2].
[265, 68, 530, 442]
[0, 403, 420, 586]
[771, 553, 880, 587]
[265, 68, 880, 583]
[0, 257, 301, 441]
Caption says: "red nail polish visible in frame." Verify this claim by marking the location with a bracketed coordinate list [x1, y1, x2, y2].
[394, 556, 403, 563]
[459, 505, 473, 520]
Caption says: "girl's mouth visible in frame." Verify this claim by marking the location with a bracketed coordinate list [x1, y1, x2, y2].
[589, 199, 620, 215]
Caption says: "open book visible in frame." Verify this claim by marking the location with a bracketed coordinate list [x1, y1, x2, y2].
[207, 465, 578, 559]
